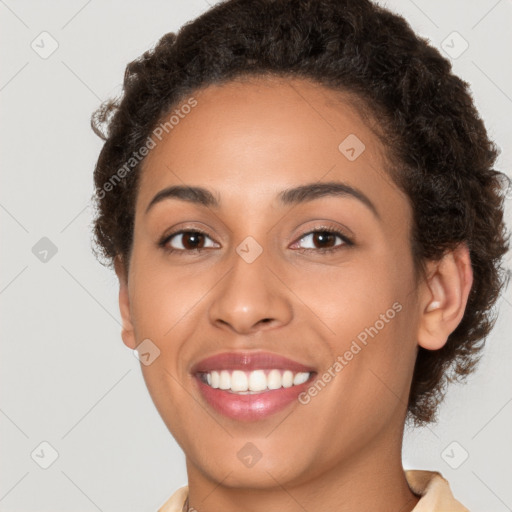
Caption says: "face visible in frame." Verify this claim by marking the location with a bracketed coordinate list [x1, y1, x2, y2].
[118, 76, 425, 488]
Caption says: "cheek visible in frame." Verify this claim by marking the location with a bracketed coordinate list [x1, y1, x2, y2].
[129, 256, 214, 340]
[298, 316, 415, 450]
[285, 256, 402, 337]
[290, 258, 416, 405]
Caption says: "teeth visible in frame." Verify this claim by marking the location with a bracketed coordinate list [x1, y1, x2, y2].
[219, 370, 231, 390]
[282, 370, 293, 388]
[248, 370, 267, 391]
[201, 369, 312, 393]
[293, 371, 309, 385]
[231, 370, 248, 392]
[267, 369, 282, 390]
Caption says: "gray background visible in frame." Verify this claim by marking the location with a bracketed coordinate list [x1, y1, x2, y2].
[1, 0, 511, 511]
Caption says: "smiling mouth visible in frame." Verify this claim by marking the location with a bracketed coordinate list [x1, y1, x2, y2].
[190, 350, 318, 420]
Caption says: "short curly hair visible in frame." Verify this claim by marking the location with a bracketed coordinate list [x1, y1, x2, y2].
[90, 0, 510, 426]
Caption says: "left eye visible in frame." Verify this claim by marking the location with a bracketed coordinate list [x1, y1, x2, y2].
[292, 229, 352, 252]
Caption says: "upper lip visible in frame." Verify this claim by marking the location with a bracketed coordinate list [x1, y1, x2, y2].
[190, 351, 317, 374]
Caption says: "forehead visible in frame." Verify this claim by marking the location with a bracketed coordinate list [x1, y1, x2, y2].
[136, 76, 409, 224]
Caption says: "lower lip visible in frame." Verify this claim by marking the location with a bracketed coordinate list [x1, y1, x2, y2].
[194, 374, 315, 421]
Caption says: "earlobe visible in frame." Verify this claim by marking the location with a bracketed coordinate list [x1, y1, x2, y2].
[417, 243, 474, 351]
[114, 255, 137, 350]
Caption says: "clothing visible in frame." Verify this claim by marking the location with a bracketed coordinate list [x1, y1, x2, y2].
[157, 469, 470, 511]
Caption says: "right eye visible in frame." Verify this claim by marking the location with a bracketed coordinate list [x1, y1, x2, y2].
[159, 229, 219, 254]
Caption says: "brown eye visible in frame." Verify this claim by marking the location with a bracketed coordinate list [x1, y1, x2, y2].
[178, 232, 206, 250]
[308, 231, 337, 249]
[161, 230, 218, 253]
[293, 227, 354, 253]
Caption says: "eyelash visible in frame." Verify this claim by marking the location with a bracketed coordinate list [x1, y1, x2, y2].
[158, 226, 354, 256]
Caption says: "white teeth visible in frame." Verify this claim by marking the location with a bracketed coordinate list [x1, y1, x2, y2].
[231, 370, 248, 392]
[267, 369, 282, 390]
[200, 369, 312, 393]
[293, 371, 309, 385]
[248, 370, 267, 391]
[219, 370, 231, 390]
[282, 370, 294, 388]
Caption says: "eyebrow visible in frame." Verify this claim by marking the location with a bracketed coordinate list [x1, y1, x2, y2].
[145, 181, 380, 219]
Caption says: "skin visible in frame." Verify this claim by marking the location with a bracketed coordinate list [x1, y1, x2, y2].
[114, 76, 473, 512]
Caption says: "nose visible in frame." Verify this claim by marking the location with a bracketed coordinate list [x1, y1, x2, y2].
[207, 248, 293, 335]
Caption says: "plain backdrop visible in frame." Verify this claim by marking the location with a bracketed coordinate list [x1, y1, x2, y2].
[1, 1, 511, 511]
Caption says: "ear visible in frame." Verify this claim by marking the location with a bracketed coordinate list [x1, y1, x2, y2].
[114, 255, 137, 350]
[417, 242, 474, 351]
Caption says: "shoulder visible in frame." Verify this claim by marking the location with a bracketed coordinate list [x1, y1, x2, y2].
[405, 469, 470, 511]
[157, 485, 189, 512]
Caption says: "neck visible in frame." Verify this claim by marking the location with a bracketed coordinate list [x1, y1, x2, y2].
[184, 426, 420, 512]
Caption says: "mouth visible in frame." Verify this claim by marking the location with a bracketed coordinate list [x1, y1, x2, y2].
[190, 351, 317, 421]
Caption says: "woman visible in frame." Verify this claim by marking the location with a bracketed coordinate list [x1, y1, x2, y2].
[90, 0, 510, 510]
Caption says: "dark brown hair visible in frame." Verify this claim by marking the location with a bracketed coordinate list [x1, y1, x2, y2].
[90, 0, 511, 425]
